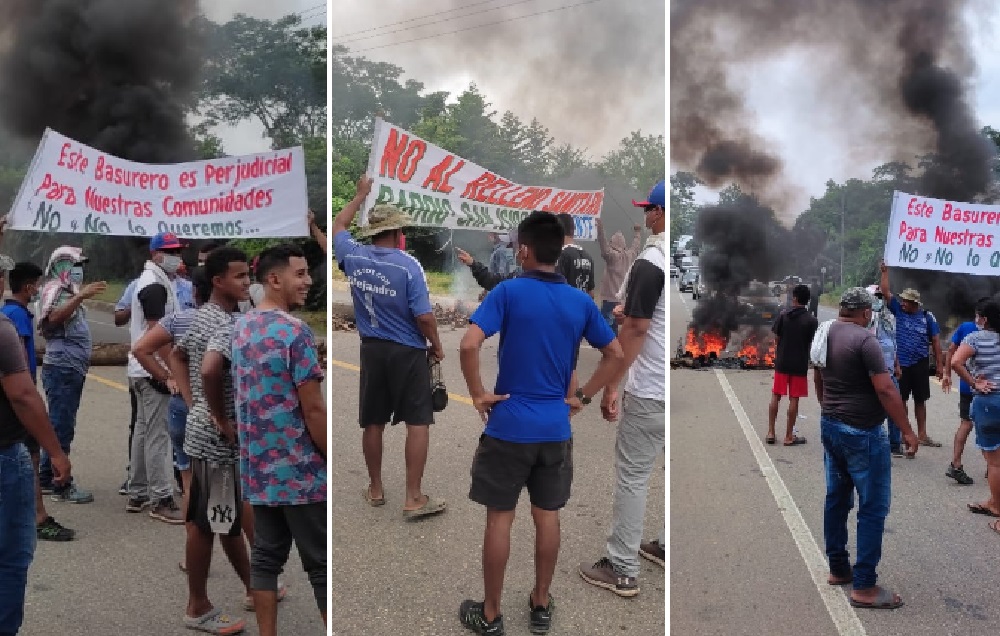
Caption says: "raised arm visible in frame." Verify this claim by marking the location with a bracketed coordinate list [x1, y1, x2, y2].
[332, 176, 373, 235]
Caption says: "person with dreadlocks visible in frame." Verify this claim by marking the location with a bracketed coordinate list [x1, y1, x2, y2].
[37, 246, 107, 504]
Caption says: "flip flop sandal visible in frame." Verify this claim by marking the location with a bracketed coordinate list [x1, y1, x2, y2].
[403, 495, 447, 520]
[183, 607, 247, 635]
[784, 436, 807, 446]
[919, 438, 942, 447]
[848, 587, 904, 610]
[989, 519, 1000, 536]
[244, 582, 288, 611]
[765, 436, 776, 445]
[362, 487, 386, 507]
[968, 503, 1000, 517]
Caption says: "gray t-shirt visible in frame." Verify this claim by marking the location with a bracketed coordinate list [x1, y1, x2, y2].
[820, 320, 888, 429]
[0, 314, 30, 447]
[961, 330, 1000, 391]
[178, 302, 237, 464]
[42, 305, 92, 376]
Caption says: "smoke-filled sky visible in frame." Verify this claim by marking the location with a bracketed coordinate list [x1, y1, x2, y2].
[331, 0, 665, 159]
[678, 2, 1000, 212]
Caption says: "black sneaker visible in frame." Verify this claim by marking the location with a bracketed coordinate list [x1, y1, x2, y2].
[890, 445, 904, 458]
[125, 496, 150, 513]
[528, 593, 553, 635]
[639, 539, 666, 567]
[458, 600, 505, 635]
[947, 463, 974, 485]
[36, 516, 75, 541]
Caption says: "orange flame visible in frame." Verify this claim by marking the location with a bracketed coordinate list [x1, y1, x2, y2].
[684, 327, 728, 358]
[737, 332, 776, 367]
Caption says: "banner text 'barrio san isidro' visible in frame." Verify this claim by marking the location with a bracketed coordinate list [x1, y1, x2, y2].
[884, 190, 1000, 275]
[7, 128, 309, 239]
[362, 117, 604, 240]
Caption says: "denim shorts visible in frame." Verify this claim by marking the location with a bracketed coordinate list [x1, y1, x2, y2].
[167, 394, 191, 471]
[971, 393, 1000, 452]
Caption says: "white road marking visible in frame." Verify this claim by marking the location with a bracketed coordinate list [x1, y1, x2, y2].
[676, 286, 867, 636]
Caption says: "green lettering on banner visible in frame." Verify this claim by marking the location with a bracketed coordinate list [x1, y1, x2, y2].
[933, 247, 953, 266]
[899, 242, 918, 263]
[457, 203, 495, 229]
[84, 213, 110, 234]
[32, 201, 61, 233]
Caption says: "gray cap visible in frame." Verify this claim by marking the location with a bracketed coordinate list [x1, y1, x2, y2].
[840, 286, 874, 310]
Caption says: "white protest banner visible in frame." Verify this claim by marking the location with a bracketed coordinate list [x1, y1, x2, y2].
[361, 117, 604, 240]
[883, 191, 1000, 275]
[7, 128, 308, 239]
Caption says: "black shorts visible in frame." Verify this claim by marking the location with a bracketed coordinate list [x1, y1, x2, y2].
[960, 392, 973, 421]
[469, 434, 573, 511]
[899, 357, 931, 404]
[186, 458, 243, 537]
[359, 338, 433, 427]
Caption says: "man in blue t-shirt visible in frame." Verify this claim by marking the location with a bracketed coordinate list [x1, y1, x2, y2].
[879, 261, 944, 447]
[941, 297, 989, 485]
[332, 176, 446, 520]
[456, 211, 623, 635]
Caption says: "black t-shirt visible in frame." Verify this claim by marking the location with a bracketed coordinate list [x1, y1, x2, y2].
[624, 259, 664, 318]
[772, 306, 819, 376]
[556, 245, 595, 293]
[137, 283, 169, 321]
[0, 313, 30, 447]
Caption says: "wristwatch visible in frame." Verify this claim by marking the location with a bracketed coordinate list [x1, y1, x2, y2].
[575, 388, 591, 406]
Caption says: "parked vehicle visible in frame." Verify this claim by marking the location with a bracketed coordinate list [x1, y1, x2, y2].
[679, 256, 695, 273]
[669, 263, 679, 278]
[679, 268, 699, 292]
[737, 280, 783, 325]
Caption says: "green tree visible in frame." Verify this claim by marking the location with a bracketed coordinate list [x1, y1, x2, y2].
[669, 171, 700, 240]
[600, 131, 666, 190]
[199, 14, 326, 148]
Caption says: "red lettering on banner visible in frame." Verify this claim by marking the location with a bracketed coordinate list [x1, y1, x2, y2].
[180, 171, 197, 188]
[397, 139, 425, 183]
[483, 179, 512, 205]
[898, 220, 927, 242]
[379, 128, 410, 179]
[906, 197, 933, 218]
[461, 172, 497, 201]
[205, 163, 236, 185]
[421, 155, 464, 193]
[56, 143, 89, 173]
[35, 173, 78, 206]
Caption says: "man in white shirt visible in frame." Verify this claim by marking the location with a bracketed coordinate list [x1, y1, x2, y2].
[126, 232, 185, 523]
[579, 180, 666, 597]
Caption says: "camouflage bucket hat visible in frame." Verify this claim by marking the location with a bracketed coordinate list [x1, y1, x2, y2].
[0, 254, 13, 272]
[898, 288, 921, 304]
[840, 286, 874, 310]
[357, 204, 413, 238]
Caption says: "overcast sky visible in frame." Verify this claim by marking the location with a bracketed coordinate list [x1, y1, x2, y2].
[331, 0, 665, 161]
[680, 6, 1000, 210]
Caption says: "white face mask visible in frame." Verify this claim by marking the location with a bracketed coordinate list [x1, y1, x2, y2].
[69, 266, 84, 285]
[872, 298, 884, 313]
[160, 254, 182, 274]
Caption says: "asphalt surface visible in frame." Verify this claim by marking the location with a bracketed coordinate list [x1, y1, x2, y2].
[670, 276, 1000, 635]
[329, 327, 666, 635]
[20, 367, 325, 636]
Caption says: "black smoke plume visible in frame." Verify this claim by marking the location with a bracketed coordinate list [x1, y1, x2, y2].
[0, 0, 204, 274]
[673, 0, 999, 324]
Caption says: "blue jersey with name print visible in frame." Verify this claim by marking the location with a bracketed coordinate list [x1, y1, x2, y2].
[470, 271, 616, 443]
[334, 230, 432, 350]
[888, 296, 940, 367]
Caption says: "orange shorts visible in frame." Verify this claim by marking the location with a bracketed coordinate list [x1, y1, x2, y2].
[773, 372, 808, 398]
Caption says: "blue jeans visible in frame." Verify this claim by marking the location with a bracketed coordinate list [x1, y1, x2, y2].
[821, 415, 892, 590]
[167, 394, 190, 471]
[39, 365, 86, 489]
[971, 393, 1000, 452]
[0, 443, 36, 635]
[886, 374, 902, 448]
[600, 300, 619, 337]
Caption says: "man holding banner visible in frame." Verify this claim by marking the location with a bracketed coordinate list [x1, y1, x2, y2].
[879, 261, 945, 448]
[333, 176, 447, 520]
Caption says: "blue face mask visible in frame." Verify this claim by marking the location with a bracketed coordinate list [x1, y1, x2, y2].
[69, 266, 84, 285]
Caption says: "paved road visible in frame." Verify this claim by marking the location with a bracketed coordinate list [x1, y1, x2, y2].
[329, 328, 666, 635]
[670, 278, 1000, 635]
[20, 367, 325, 636]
